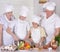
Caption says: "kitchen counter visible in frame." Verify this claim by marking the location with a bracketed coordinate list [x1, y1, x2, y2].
[0, 49, 60, 52]
[0, 46, 60, 52]
[16, 50, 57, 52]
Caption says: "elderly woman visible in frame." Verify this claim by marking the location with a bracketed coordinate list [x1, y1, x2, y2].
[0, 5, 18, 46]
[41, 2, 60, 46]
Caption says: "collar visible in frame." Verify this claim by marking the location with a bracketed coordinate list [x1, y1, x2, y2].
[32, 26, 40, 29]
[4, 15, 11, 23]
[18, 18, 26, 23]
[45, 13, 56, 20]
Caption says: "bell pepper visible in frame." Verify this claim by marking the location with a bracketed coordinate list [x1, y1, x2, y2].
[55, 33, 60, 46]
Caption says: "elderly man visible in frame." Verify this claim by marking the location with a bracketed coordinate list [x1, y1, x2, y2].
[41, 2, 60, 45]
[0, 5, 18, 46]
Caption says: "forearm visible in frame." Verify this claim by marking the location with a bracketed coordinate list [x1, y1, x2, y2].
[40, 37, 45, 41]
[51, 28, 60, 42]
[25, 31, 31, 39]
[0, 25, 3, 46]
[26, 32, 30, 39]
[0, 34, 3, 46]
[39, 37, 46, 45]
[9, 32, 18, 39]
[54, 28, 60, 36]
[6, 27, 19, 41]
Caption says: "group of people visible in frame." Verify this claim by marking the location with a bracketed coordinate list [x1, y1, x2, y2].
[0, 2, 60, 48]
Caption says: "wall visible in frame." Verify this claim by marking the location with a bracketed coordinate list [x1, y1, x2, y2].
[33, 0, 43, 15]
[0, 0, 60, 19]
[0, 0, 34, 20]
[50, 0, 60, 16]
[34, 0, 60, 16]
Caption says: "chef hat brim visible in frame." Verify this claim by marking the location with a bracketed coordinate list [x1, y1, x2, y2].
[19, 6, 29, 17]
[4, 4, 14, 13]
[43, 2, 56, 11]
[32, 15, 41, 24]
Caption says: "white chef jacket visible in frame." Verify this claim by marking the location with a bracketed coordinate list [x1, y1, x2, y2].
[9, 19, 30, 40]
[31, 27, 46, 43]
[41, 13, 60, 44]
[0, 15, 15, 46]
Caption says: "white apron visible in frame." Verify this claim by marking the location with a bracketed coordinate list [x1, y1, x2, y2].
[41, 13, 60, 44]
[0, 15, 14, 45]
[14, 19, 30, 40]
[31, 27, 41, 43]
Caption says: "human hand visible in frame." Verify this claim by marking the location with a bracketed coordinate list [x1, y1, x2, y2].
[0, 42, 3, 47]
[13, 36, 19, 41]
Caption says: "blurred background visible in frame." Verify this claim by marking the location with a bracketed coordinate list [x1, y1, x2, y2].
[0, 0, 60, 20]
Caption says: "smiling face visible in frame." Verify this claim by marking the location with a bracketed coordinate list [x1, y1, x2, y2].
[32, 22, 39, 28]
[5, 12, 13, 20]
[45, 9, 54, 18]
[19, 16, 26, 21]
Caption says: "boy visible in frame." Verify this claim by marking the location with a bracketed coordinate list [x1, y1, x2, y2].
[6, 6, 30, 42]
[29, 15, 46, 48]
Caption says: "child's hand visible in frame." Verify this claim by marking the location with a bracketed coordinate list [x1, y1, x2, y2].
[0, 42, 3, 47]
[24, 37, 27, 41]
[13, 36, 19, 41]
[35, 43, 40, 48]
[42, 37, 45, 42]
[29, 38, 33, 42]
[40, 37, 45, 43]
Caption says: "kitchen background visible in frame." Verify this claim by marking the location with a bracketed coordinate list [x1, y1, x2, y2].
[0, 0, 60, 21]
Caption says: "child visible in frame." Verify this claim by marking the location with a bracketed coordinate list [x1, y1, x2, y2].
[6, 6, 30, 42]
[29, 15, 46, 48]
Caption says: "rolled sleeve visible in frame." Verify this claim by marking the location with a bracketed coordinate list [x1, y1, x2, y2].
[55, 17, 60, 28]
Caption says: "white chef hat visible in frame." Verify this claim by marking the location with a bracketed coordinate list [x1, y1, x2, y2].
[4, 4, 14, 13]
[43, 2, 56, 11]
[32, 15, 41, 24]
[19, 6, 29, 17]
